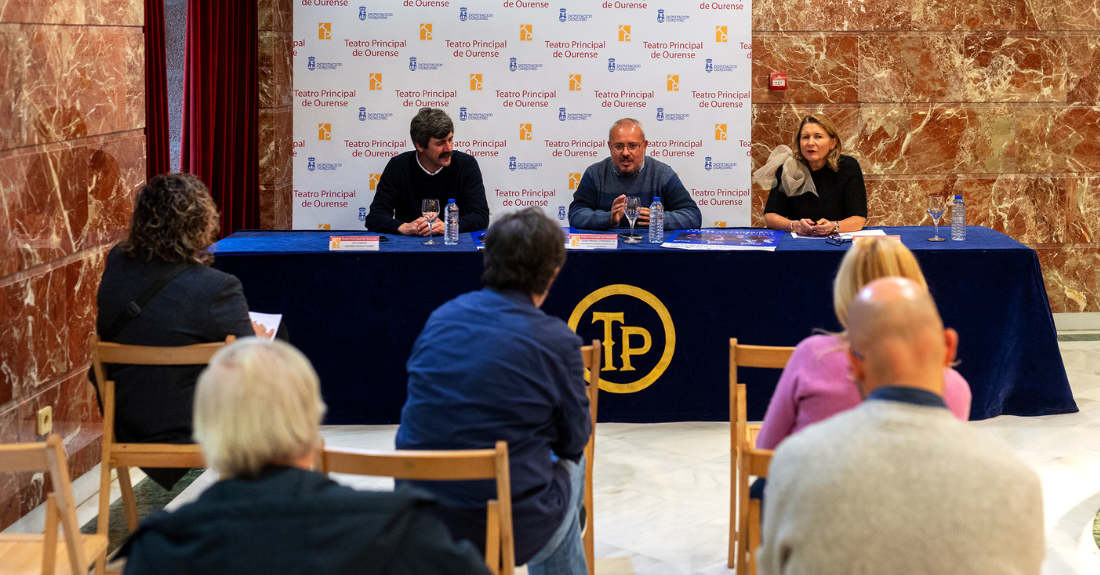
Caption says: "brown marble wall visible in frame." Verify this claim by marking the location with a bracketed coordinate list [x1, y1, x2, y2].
[258, 0, 293, 230]
[0, 1, 145, 530]
[751, 0, 1100, 312]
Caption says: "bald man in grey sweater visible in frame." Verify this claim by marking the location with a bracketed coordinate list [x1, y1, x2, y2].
[758, 278, 1044, 575]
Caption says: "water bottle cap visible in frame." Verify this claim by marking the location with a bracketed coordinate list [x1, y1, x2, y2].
[653, 197, 661, 202]
[954, 195, 962, 200]
[448, 199, 456, 203]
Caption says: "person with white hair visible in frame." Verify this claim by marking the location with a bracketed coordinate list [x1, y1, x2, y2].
[119, 338, 489, 575]
[757, 278, 1044, 575]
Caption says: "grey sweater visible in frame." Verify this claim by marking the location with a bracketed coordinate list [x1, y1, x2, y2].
[759, 399, 1044, 575]
[567, 157, 701, 230]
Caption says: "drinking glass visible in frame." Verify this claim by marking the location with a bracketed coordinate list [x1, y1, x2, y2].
[927, 195, 946, 242]
[623, 197, 642, 243]
[421, 198, 440, 245]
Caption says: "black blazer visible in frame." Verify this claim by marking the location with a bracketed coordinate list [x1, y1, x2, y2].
[93, 245, 255, 445]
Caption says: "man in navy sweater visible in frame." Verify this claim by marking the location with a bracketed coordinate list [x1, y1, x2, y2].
[397, 208, 591, 574]
[365, 108, 490, 235]
[568, 118, 701, 230]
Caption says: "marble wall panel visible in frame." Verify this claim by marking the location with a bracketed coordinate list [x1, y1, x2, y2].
[858, 35, 966, 102]
[1036, 246, 1100, 313]
[0, 24, 144, 151]
[258, 182, 293, 231]
[1066, 176, 1100, 243]
[1066, 34, 1100, 103]
[0, 0, 140, 26]
[752, 0, 911, 32]
[259, 0, 292, 33]
[275, 32, 292, 107]
[1015, 105, 1100, 173]
[258, 108, 274, 184]
[963, 34, 1067, 102]
[0, 132, 145, 277]
[1046, 0, 1100, 31]
[752, 34, 859, 104]
[258, 31, 274, 110]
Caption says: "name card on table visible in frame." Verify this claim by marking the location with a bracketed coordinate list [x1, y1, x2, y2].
[567, 234, 618, 250]
[329, 236, 380, 251]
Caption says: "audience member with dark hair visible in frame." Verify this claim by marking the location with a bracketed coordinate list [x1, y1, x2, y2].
[92, 173, 268, 489]
[758, 278, 1044, 575]
[119, 338, 489, 575]
[397, 207, 591, 574]
[365, 107, 490, 236]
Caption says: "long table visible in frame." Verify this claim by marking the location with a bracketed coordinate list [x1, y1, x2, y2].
[211, 226, 1077, 424]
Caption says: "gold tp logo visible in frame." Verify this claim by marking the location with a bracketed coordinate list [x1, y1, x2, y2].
[318, 23, 331, 40]
[420, 23, 433, 40]
[369, 174, 381, 190]
[569, 74, 583, 91]
[667, 74, 679, 91]
[618, 25, 631, 42]
[519, 124, 533, 141]
[568, 173, 582, 190]
[318, 123, 331, 140]
[715, 124, 727, 140]
[317, 224, 331, 230]
[715, 26, 728, 42]
[520, 24, 533, 41]
[470, 74, 483, 91]
[714, 221, 727, 228]
[568, 285, 676, 394]
[369, 74, 382, 90]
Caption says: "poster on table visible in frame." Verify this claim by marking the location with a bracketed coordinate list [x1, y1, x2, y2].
[292, 0, 753, 231]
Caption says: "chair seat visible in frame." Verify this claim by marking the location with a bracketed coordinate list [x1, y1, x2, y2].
[0, 533, 108, 575]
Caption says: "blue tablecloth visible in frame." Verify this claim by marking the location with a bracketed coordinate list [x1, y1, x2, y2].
[212, 226, 1077, 423]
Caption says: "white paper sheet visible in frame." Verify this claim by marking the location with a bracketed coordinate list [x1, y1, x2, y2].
[248, 312, 281, 340]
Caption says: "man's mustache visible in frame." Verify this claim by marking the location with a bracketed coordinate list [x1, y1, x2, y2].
[438, 151, 453, 159]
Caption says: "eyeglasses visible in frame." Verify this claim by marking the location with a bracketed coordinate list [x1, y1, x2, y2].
[610, 143, 643, 152]
[825, 235, 851, 246]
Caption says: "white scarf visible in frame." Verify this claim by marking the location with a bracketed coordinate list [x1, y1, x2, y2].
[752, 145, 817, 198]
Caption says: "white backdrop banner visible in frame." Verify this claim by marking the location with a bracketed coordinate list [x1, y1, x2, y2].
[292, 1, 752, 230]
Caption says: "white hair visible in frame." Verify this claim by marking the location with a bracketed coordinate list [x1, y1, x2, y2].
[194, 338, 326, 478]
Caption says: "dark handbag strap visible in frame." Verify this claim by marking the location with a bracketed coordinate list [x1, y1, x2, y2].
[101, 263, 190, 341]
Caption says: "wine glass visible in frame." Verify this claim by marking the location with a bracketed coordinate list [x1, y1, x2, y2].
[623, 197, 642, 243]
[421, 198, 440, 245]
[927, 195, 946, 242]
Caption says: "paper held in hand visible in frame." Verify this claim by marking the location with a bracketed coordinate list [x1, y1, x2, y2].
[248, 312, 281, 340]
[329, 236, 380, 251]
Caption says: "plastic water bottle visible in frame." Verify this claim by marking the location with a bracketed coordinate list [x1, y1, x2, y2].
[444, 199, 459, 245]
[951, 195, 965, 241]
[648, 197, 664, 243]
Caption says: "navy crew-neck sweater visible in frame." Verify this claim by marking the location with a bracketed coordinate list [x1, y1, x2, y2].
[567, 156, 702, 230]
[365, 150, 490, 234]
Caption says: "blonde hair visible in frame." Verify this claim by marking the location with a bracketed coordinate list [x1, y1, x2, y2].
[792, 113, 842, 172]
[194, 338, 327, 478]
[833, 238, 927, 330]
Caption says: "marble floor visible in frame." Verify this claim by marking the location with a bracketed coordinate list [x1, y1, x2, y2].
[76, 338, 1100, 574]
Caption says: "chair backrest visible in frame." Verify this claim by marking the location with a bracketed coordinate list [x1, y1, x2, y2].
[579, 340, 601, 575]
[0, 435, 86, 574]
[320, 441, 515, 575]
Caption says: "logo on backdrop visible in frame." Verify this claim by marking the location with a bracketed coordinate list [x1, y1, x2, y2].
[559, 108, 567, 121]
[559, 8, 566, 21]
[558, 8, 592, 22]
[570, 74, 582, 91]
[558, 108, 592, 121]
[308, 157, 316, 171]
[318, 123, 331, 140]
[656, 108, 664, 121]
[510, 57, 517, 71]
[520, 24, 533, 41]
[460, 107, 468, 121]
[667, 74, 679, 91]
[369, 174, 381, 190]
[359, 207, 366, 221]
[618, 25, 631, 41]
[409, 57, 417, 71]
[470, 74, 483, 90]
[359, 7, 366, 20]
[704, 156, 712, 170]
[318, 23, 331, 40]
[370, 73, 382, 90]
[705, 59, 737, 72]
[558, 206, 566, 220]
[308, 56, 342, 71]
[657, 9, 664, 23]
[509, 156, 517, 170]
[715, 124, 727, 140]
[420, 23, 432, 40]
[508, 156, 542, 171]
[358, 107, 366, 121]
[568, 284, 676, 394]
[705, 156, 736, 170]
[608, 58, 616, 72]
[656, 9, 690, 23]
[706, 59, 713, 72]
[520, 123, 532, 140]
[716, 26, 728, 42]
[308, 56, 315, 71]
[568, 173, 582, 189]
[460, 6, 467, 20]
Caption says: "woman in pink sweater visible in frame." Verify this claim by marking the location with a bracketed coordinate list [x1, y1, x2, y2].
[755, 238, 972, 450]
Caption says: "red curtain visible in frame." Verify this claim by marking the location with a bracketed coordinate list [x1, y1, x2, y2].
[144, 0, 169, 179]
[180, 0, 259, 238]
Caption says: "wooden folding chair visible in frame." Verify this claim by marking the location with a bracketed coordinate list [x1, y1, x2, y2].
[90, 333, 234, 536]
[0, 435, 107, 575]
[579, 339, 601, 575]
[319, 441, 515, 575]
[727, 338, 794, 575]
